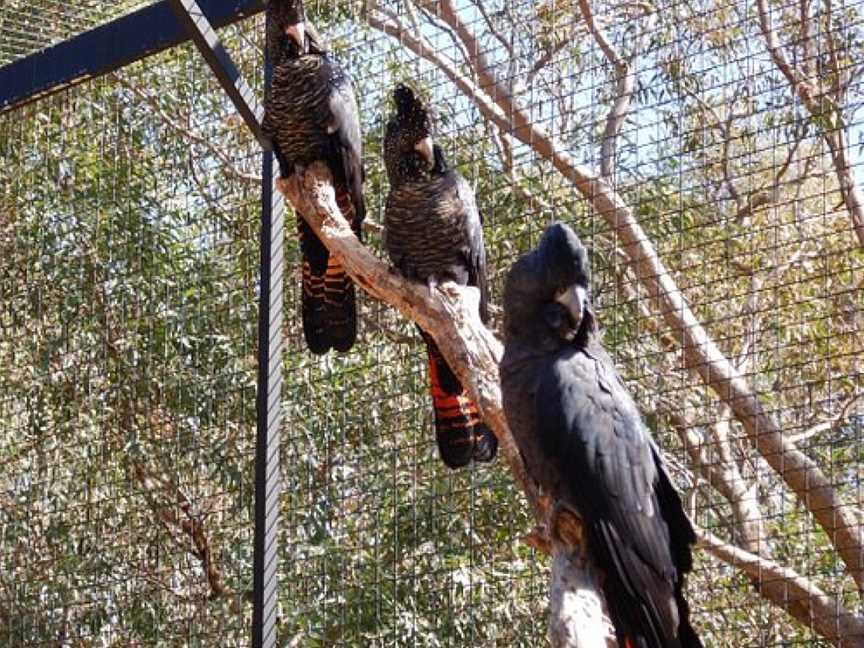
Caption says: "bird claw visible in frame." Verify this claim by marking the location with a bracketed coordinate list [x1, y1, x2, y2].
[275, 177, 290, 196]
[523, 525, 552, 556]
[433, 279, 467, 302]
[549, 500, 584, 550]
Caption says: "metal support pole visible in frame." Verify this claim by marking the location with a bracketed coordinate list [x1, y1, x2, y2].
[252, 140, 284, 648]
[251, 36, 284, 647]
[167, 2, 283, 644]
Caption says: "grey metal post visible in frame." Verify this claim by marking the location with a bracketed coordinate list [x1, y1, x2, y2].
[166, 1, 283, 645]
[251, 39, 284, 648]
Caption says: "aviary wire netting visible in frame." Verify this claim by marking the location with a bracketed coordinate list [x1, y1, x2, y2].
[1, 1, 862, 646]
[0, 1, 152, 65]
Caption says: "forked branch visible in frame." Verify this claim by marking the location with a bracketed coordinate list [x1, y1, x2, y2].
[755, 0, 864, 248]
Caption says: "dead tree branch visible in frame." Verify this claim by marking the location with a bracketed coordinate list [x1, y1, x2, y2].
[277, 165, 537, 511]
[133, 461, 237, 605]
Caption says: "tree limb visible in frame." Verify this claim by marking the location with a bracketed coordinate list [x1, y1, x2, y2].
[576, 0, 643, 180]
[367, 6, 864, 597]
[755, 0, 864, 248]
[132, 460, 238, 606]
[112, 73, 262, 186]
[697, 528, 864, 647]
[549, 536, 617, 647]
[661, 402, 767, 555]
[526, 36, 571, 85]
[471, 0, 515, 61]
[787, 392, 864, 444]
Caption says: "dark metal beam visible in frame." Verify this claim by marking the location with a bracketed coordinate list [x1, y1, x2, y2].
[0, 0, 264, 114]
[167, 0, 269, 149]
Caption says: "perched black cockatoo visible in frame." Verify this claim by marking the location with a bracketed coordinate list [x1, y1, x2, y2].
[263, 0, 365, 354]
[383, 85, 497, 469]
[500, 223, 702, 648]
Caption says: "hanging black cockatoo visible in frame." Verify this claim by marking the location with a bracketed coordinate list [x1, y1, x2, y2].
[383, 85, 497, 469]
[262, 0, 365, 354]
[500, 223, 702, 648]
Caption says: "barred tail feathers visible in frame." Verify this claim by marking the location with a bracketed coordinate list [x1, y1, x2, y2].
[424, 336, 497, 468]
[298, 186, 358, 354]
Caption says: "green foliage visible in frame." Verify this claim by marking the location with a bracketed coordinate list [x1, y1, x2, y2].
[1, 1, 862, 646]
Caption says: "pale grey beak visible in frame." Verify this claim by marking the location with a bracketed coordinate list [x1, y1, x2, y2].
[414, 136, 435, 168]
[285, 22, 306, 53]
[555, 284, 587, 328]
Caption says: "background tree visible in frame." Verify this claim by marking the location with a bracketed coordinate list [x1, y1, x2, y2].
[0, 0, 862, 645]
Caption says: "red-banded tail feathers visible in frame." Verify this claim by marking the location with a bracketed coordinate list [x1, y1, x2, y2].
[424, 336, 497, 468]
[298, 185, 358, 354]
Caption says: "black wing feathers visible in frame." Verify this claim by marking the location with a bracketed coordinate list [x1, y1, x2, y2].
[536, 352, 697, 648]
[500, 221, 700, 647]
[327, 83, 365, 238]
[454, 174, 489, 322]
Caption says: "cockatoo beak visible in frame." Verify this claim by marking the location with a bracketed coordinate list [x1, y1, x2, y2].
[285, 22, 307, 53]
[555, 284, 587, 328]
[414, 136, 435, 168]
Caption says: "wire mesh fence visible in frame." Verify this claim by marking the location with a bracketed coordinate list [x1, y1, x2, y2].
[0, 1, 152, 65]
[1, 0, 862, 646]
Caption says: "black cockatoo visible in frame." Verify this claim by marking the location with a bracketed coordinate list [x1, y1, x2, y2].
[262, 0, 365, 354]
[383, 85, 497, 469]
[500, 222, 702, 648]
